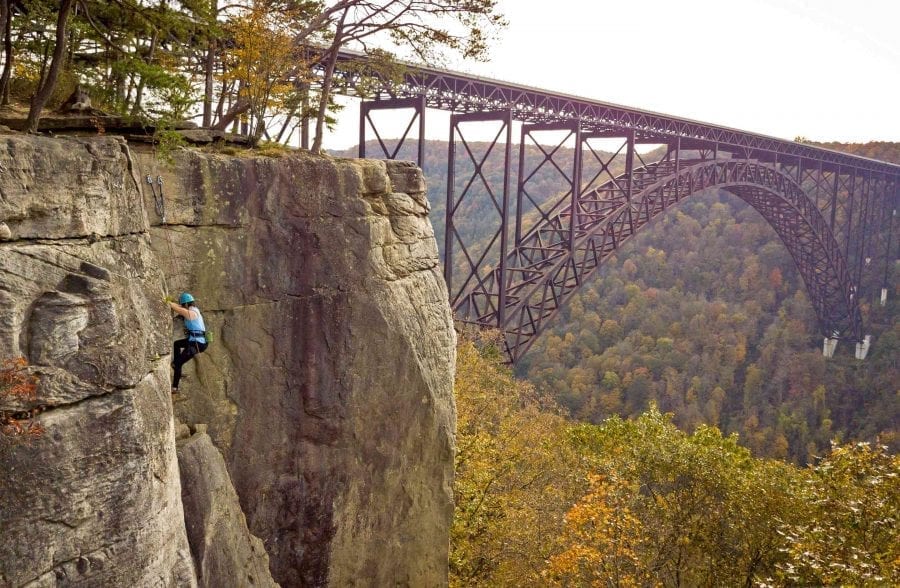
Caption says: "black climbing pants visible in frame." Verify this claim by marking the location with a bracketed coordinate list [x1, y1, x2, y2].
[172, 338, 207, 389]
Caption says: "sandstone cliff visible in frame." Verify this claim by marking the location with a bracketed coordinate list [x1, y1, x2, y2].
[0, 134, 456, 587]
[133, 146, 457, 586]
[0, 135, 196, 586]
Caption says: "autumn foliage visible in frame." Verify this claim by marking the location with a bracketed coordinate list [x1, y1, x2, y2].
[451, 340, 900, 586]
[0, 357, 43, 445]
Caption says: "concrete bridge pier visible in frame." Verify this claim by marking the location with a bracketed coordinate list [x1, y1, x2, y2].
[823, 337, 839, 358]
[881, 287, 888, 306]
[855, 335, 872, 360]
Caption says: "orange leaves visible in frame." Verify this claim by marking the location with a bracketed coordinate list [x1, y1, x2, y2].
[0, 357, 37, 401]
[0, 356, 30, 400]
[768, 267, 784, 290]
[0, 357, 44, 446]
[1, 417, 44, 440]
[543, 474, 651, 586]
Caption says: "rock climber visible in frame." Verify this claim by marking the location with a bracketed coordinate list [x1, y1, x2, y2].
[167, 292, 207, 394]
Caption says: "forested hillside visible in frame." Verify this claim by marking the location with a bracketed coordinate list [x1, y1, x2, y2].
[338, 140, 899, 463]
[806, 140, 900, 164]
[521, 193, 898, 464]
[452, 338, 899, 586]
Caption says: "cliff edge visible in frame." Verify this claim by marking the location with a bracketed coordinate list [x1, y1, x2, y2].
[0, 135, 457, 587]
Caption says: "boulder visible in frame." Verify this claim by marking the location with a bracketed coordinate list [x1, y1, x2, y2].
[177, 431, 279, 588]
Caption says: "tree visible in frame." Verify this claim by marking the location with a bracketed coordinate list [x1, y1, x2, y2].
[543, 473, 651, 586]
[776, 442, 900, 585]
[2, 0, 506, 149]
[568, 406, 804, 585]
[221, 0, 299, 142]
[300, 0, 505, 151]
[0, 0, 12, 103]
[24, 0, 75, 132]
[451, 333, 586, 587]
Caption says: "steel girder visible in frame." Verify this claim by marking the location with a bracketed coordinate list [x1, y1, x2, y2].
[458, 155, 864, 362]
[348, 51, 900, 362]
[336, 49, 900, 178]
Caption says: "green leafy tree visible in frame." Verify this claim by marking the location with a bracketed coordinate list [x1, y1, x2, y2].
[776, 442, 900, 585]
[568, 406, 804, 585]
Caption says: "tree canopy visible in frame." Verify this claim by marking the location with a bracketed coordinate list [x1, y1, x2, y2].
[451, 339, 900, 586]
[1, 0, 505, 144]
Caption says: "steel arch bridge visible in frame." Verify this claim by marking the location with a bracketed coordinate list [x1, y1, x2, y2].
[328, 50, 900, 363]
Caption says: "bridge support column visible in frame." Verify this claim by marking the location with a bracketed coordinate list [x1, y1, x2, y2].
[855, 335, 871, 360]
[822, 337, 839, 358]
[444, 110, 514, 329]
[358, 96, 427, 166]
[882, 287, 888, 306]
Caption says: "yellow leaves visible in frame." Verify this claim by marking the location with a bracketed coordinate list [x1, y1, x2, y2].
[451, 335, 585, 587]
[222, 1, 303, 134]
[543, 474, 651, 587]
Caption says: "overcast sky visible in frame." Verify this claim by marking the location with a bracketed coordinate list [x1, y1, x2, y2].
[323, 0, 900, 150]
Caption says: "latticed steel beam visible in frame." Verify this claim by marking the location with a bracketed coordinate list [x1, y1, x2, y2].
[346, 48, 900, 361]
[333, 48, 900, 179]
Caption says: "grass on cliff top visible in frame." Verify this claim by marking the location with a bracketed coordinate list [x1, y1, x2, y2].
[202, 140, 298, 159]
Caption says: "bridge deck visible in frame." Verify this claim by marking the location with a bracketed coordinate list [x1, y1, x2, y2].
[333, 48, 900, 179]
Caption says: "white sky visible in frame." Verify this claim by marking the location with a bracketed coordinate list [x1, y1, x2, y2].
[322, 0, 900, 150]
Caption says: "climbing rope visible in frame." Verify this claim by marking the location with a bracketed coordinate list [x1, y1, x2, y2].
[146, 172, 183, 294]
[147, 174, 166, 224]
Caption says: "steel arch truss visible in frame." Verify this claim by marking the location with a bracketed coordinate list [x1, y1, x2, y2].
[348, 51, 900, 362]
[460, 155, 867, 362]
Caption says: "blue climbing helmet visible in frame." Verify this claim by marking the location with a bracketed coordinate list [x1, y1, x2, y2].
[179, 292, 195, 305]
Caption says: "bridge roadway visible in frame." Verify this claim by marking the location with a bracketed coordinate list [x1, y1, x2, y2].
[329, 49, 900, 362]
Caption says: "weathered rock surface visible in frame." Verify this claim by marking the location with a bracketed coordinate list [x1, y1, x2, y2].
[0, 135, 146, 240]
[0, 363, 196, 587]
[0, 134, 456, 587]
[134, 148, 457, 587]
[0, 136, 195, 586]
[178, 430, 278, 588]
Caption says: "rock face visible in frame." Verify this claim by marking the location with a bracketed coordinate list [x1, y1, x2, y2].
[0, 133, 456, 587]
[133, 148, 457, 586]
[0, 136, 196, 586]
[177, 430, 278, 588]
